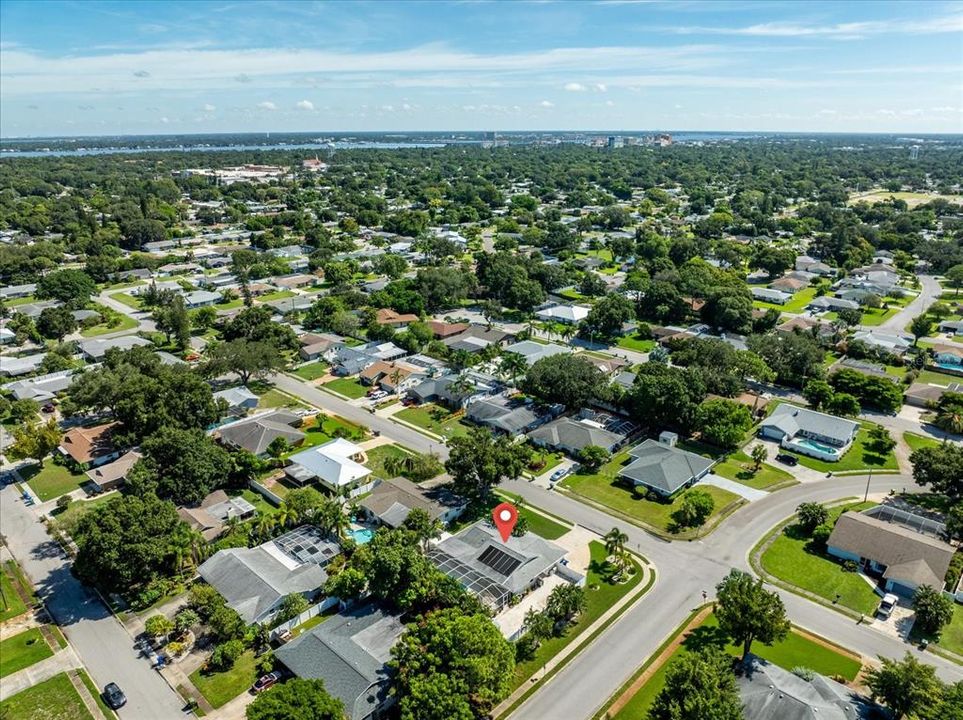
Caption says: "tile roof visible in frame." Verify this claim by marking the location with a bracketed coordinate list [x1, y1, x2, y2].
[60, 422, 120, 464]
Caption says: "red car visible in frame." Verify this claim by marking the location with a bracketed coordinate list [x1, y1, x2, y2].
[252, 672, 282, 694]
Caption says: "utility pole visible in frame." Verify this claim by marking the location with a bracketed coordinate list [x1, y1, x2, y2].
[863, 467, 873, 502]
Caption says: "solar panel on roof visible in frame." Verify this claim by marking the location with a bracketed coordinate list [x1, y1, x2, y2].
[477, 545, 522, 577]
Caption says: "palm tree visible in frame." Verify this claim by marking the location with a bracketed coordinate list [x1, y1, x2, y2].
[169, 525, 206, 574]
[559, 324, 576, 345]
[603, 527, 629, 572]
[499, 352, 528, 389]
[389, 368, 403, 396]
[448, 372, 476, 404]
[522, 608, 554, 646]
[277, 502, 299, 529]
[255, 513, 277, 541]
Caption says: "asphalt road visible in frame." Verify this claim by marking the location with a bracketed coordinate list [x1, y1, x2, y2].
[870, 273, 941, 334]
[0, 485, 185, 720]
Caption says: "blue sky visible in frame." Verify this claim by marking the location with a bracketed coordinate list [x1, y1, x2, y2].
[1, 0, 961, 137]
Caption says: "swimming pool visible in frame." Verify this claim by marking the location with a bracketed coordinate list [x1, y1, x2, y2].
[349, 528, 374, 545]
[788, 436, 842, 460]
[934, 362, 963, 374]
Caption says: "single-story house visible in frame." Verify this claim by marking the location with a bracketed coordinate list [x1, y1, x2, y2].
[298, 332, 346, 362]
[528, 417, 626, 456]
[3, 369, 74, 401]
[358, 360, 426, 394]
[213, 385, 260, 415]
[795, 256, 834, 276]
[827, 510, 956, 596]
[331, 342, 406, 376]
[198, 525, 339, 624]
[71, 309, 101, 324]
[10, 300, 60, 319]
[85, 450, 142, 492]
[374, 308, 419, 329]
[441, 325, 515, 353]
[534, 304, 591, 325]
[272, 273, 316, 289]
[502, 340, 570, 366]
[850, 330, 912, 356]
[183, 290, 221, 308]
[776, 316, 836, 341]
[286, 438, 372, 492]
[904, 381, 963, 408]
[427, 520, 568, 610]
[426, 320, 469, 339]
[0, 327, 15, 345]
[130, 280, 183, 297]
[77, 335, 153, 361]
[617, 437, 714, 497]
[216, 409, 305, 456]
[759, 405, 859, 462]
[751, 287, 792, 305]
[0, 352, 46, 377]
[116, 268, 153, 282]
[938, 319, 963, 336]
[359, 477, 466, 528]
[0, 283, 36, 300]
[59, 422, 122, 468]
[156, 262, 202, 277]
[808, 296, 860, 312]
[738, 654, 877, 720]
[585, 355, 630, 376]
[769, 276, 808, 293]
[275, 604, 405, 720]
[465, 396, 548, 436]
[829, 358, 893, 380]
[408, 371, 501, 409]
[612, 370, 637, 391]
[178, 490, 258, 541]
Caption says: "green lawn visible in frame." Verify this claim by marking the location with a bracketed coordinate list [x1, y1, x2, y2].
[914, 368, 961, 387]
[493, 492, 571, 540]
[0, 672, 94, 720]
[22, 462, 89, 502]
[213, 299, 245, 311]
[258, 290, 296, 301]
[50, 495, 114, 538]
[934, 603, 963, 656]
[525, 450, 564, 478]
[712, 450, 797, 491]
[79, 313, 138, 338]
[610, 614, 861, 720]
[782, 423, 899, 474]
[615, 334, 657, 353]
[110, 292, 143, 309]
[321, 377, 368, 399]
[760, 503, 880, 615]
[291, 362, 329, 381]
[363, 444, 413, 479]
[0, 628, 54, 678]
[256, 388, 308, 410]
[754, 287, 818, 314]
[511, 541, 645, 691]
[860, 306, 900, 327]
[903, 432, 943, 453]
[289, 607, 337, 638]
[190, 649, 258, 709]
[0, 563, 29, 622]
[5, 294, 36, 307]
[395, 404, 471, 439]
[560, 451, 741, 536]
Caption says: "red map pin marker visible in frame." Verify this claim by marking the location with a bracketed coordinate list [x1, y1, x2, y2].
[492, 502, 518, 542]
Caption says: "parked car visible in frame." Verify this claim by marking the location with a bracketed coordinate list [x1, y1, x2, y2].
[775, 453, 798, 466]
[877, 593, 899, 619]
[550, 468, 569, 482]
[41, 403, 56, 413]
[103, 683, 127, 709]
[252, 671, 283, 694]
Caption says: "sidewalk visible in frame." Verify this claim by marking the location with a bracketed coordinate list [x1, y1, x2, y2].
[491, 556, 655, 718]
[0, 647, 83, 701]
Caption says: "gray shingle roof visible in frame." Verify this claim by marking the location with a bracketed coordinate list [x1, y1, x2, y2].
[827, 511, 955, 589]
[466, 397, 541, 434]
[738, 655, 877, 720]
[760, 405, 859, 446]
[618, 439, 713, 495]
[528, 417, 625, 452]
[359, 477, 464, 528]
[217, 410, 305, 455]
[275, 604, 405, 720]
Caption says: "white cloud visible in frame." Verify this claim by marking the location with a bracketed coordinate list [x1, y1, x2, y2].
[564, 82, 587, 92]
[671, 14, 963, 40]
[295, 99, 314, 110]
[202, 103, 216, 112]
[539, 100, 554, 107]
[160, 116, 169, 123]
[594, 83, 607, 92]
[257, 101, 277, 110]
[381, 104, 395, 111]
[605, 100, 615, 106]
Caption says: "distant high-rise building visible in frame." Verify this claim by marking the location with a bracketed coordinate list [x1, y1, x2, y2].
[910, 145, 920, 160]
[607, 135, 623, 149]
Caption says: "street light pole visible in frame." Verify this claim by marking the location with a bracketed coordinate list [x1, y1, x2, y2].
[863, 467, 873, 503]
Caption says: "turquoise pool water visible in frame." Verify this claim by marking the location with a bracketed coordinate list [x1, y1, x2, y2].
[791, 437, 842, 458]
[935, 362, 963, 373]
[349, 528, 374, 545]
